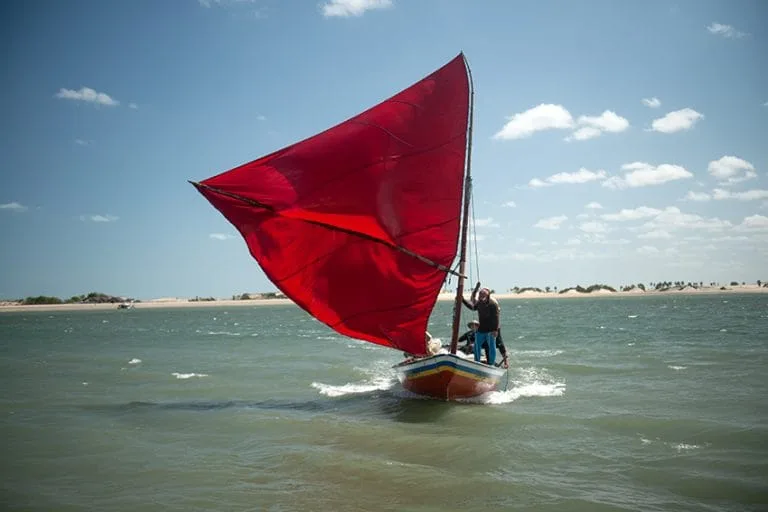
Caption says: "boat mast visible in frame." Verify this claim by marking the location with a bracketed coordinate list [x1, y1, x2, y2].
[449, 53, 475, 355]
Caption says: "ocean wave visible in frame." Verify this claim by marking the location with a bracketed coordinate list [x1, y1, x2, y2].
[512, 349, 563, 358]
[172, 372, 209, 379]
[128, 358, 142, 364]
[310, 376, 393, 397]
[462, 366, 566, 405]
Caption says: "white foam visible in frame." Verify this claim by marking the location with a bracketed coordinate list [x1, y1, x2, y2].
[673, 443, 700, 452]
[128, 358, 141, 364]
[719, 329, 727, 332]
[628, 315, 638, 318]
[627, 342, 635, 346]
[172, 372, 209, 379]
[311, 375, 393, 397]
[206, 331, 241, 336]
[463, 366, 566, 405]
[513, 349, 563, 357]
[668, 365, 687, 370]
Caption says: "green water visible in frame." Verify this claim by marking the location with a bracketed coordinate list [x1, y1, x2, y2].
[1, 294, 766, 511]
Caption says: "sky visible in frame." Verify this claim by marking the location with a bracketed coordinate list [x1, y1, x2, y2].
[1, 0, 767, 300]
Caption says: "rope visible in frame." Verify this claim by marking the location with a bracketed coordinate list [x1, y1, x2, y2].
[470, 180, 480, 285]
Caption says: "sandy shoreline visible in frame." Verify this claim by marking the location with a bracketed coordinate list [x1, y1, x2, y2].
[1, 286, 764, 313]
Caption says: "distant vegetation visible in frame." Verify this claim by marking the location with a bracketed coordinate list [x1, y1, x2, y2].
[231, 292, 284, 300]
[620, 283, 646, 292]
[558, 284, 617, 294]
[511, 287, 544, 294]
[16, 292, 136, 305]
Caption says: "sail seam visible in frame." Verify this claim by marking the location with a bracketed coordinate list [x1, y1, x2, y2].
[190, 181, 465, 278]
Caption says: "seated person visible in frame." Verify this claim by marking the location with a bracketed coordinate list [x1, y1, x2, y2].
[458, 320, 479, 355]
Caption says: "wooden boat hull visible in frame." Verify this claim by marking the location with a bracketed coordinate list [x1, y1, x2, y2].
[393, 353, 506, 401]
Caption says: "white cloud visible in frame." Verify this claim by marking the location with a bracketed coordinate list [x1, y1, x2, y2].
[593, 238, 631, 245]
[128, 103, 138, 110]
[637, 245, 659, 255]
[473, 217, 500, 228]
[568, 126, 603, 141]
[528, 178, 550, 188]
[0, 202, 28, 212]
[642, 97, 661, 108]
[209, 233, 234, 240]
[566, 238, 581, 245]
[711, 188, 768, 201]
[602, 162, 693, 189]
[568, 110, 629, 141]
[502, 201, 516, 208]
[494, 104, 629, 142]
[74, 139, 91, 146]
[736, 215, 768, 231]
[579, 221, 608, 234]
[479, 247, 611, 263]
[707, 156, 757, 185]
[55, 87, 119, 106]
[602, 206, 662, 221]
[649, 108, 704, 133]
[707, 22, 748, 39]
[493, 104, 574, 140]
[81, 214, 118, 222]
[684, 191, 711, 201]
[549, 168, 608, 184]
[322, 0, 392, 17]
[641, 207, 731, 232]
[528, 168, 608, 188]
[256, 114, 267, 121]
[534, 215, 568, 230]
[638, 229, 672, 239]
[585, 202, 603, 209]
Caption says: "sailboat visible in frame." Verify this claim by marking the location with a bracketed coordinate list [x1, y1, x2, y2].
[191, 53, 507, 401]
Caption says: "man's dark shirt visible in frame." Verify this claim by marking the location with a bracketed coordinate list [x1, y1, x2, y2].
[461, 296, 500, 332]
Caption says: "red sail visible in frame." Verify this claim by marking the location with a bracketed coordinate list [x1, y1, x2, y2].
[193, 54, 470, 355]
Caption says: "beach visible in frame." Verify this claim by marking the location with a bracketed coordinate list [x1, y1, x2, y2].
[1, 285, 765, 313]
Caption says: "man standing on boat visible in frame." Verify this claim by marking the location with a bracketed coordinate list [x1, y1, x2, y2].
[456, 319, 509, 368]
[462, 283, 502, 366]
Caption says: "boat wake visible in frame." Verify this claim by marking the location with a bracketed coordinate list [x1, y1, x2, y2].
[310, 360, 396, 397]
[310, 376, 393, 397]
[311, 359, 565, 405]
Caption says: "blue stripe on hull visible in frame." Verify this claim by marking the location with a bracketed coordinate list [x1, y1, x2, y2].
[396, 355, 505, 381]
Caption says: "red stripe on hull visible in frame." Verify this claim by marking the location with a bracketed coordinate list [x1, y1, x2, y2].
[400, 369, 499, 401]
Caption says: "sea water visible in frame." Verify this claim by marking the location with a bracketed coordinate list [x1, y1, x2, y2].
[1, 293, 766, 511]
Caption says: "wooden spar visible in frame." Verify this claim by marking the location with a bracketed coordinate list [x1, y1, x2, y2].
[449, 53, 475, 355]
